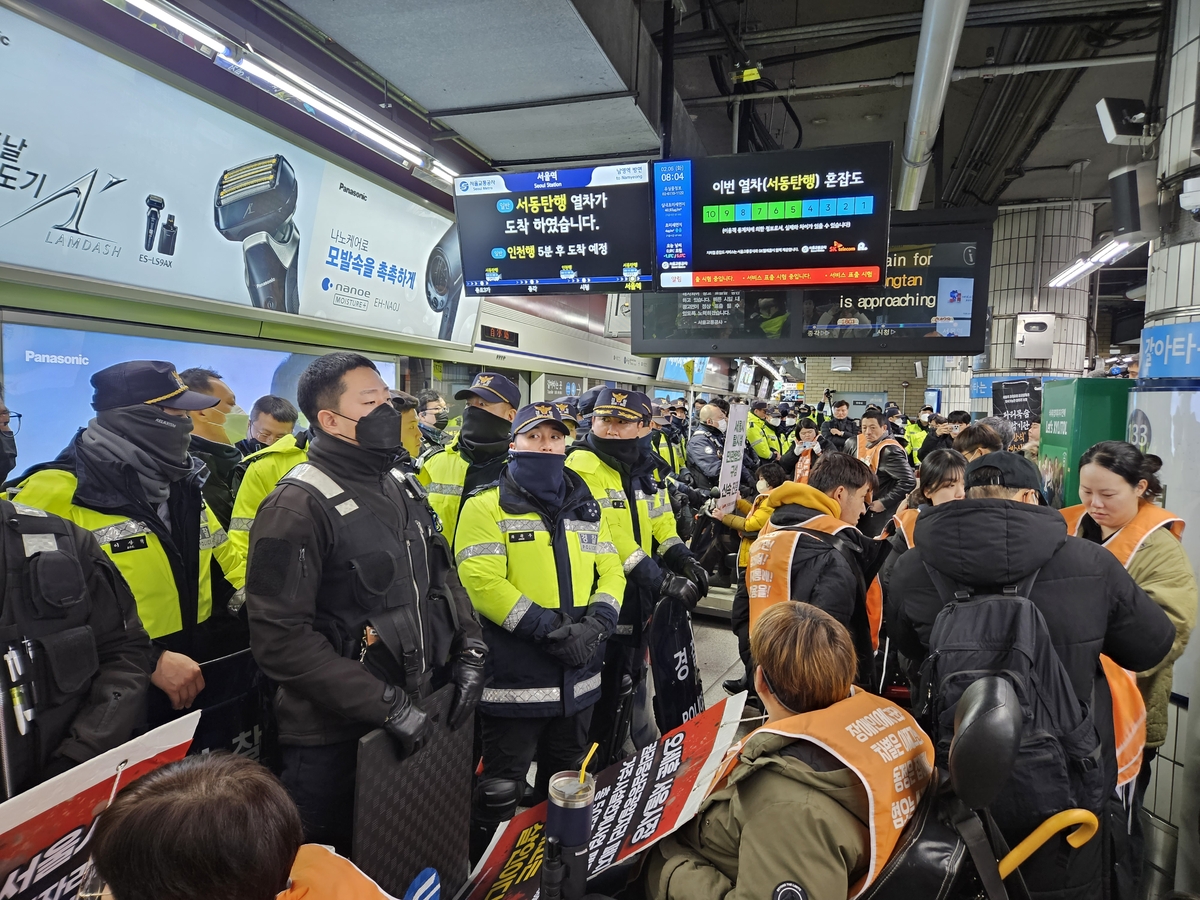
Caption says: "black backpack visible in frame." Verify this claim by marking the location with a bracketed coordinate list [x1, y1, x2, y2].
[915, 567, 1106, 832]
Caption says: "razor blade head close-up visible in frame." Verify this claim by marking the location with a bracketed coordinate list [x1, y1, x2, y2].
[213, 155, 298, 243]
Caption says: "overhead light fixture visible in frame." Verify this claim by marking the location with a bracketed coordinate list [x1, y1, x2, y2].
[109, 0, 227, 56]
[1046, 237, 1142, 289]
[103, 0, 463, 191]
[751, 356, 784, 381]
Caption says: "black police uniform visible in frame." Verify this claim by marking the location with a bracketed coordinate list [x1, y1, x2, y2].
[245, 428, 484, 852]
[0, 499, 152, 799]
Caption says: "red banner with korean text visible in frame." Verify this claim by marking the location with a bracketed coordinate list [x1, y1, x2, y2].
[0, 713, 199, 900]
[457, 695, 746, 900]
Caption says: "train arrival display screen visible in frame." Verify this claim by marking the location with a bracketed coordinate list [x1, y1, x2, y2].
[454, 163, 654, 295]
[653, 142, 893, 290]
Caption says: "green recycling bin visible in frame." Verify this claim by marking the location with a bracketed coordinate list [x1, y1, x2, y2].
[1038, 378, 1133, 508]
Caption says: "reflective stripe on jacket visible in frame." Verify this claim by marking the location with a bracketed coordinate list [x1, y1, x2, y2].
[416, 442, 468, 540]
[227, 433, 308, 589]
[455, 472, 625, 716]
[12, 469, 234, 639]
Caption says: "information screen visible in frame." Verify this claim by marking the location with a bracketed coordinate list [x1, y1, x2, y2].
[653, 143, 892, 290]
[633, 209, 994, 356]
[454, 163, 654, 295]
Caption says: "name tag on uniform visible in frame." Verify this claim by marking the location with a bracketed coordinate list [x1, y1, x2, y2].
[611, 500, 626, 509]
[509, 531, 536, 543]
[110, 535, 149, 553]
[579, 532, 598, 552]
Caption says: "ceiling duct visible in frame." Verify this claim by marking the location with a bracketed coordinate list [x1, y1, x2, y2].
[896, 0, 970, 210]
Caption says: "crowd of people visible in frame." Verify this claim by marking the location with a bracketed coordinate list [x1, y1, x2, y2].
[1, 360, 1194, 900]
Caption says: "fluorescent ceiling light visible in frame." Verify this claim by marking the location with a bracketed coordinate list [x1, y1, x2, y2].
[111, 0, 227, 55]
[751, 356, 783, 382]
[1088, 239, 1130, 264]
[1046, 239, 1144, 289]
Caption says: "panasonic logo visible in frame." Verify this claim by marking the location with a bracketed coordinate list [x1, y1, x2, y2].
[339, 183, 367, 201]
[25, 350, 89, 365]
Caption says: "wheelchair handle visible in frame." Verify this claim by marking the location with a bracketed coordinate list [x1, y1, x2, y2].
[997, 809, 1099, 879]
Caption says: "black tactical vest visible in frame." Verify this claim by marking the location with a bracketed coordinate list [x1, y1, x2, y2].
[278, 462, 458, 698]
[0, 500, 100, 798]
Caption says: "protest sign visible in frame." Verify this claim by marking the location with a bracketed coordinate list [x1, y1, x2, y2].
[714, 403, 750, 518]
[0, 713, 199, 900]
[458, 695, 746, 900]
[991, 377, 1043, 447]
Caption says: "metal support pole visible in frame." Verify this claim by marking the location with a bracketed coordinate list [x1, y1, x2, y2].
[731, 97, 742, 154]
[660, 0, 675, 159]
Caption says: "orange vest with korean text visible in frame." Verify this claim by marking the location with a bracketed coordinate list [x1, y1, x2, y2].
[1061, 502, 1185, 787]
[794, 447, 819, 484]
[891, 508, 919, 550]
[747, 515, 884, 650]
[713, 690, 934, 899]
[857, 434, 903, 472]
[278, 845, 391, 899]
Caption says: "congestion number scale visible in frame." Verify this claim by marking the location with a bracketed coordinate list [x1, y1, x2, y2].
[453, 163, 654, 295]
[653, 142, 893, 290]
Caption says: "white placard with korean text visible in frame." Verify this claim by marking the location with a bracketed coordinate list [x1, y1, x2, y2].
[714, 403, 750, 517]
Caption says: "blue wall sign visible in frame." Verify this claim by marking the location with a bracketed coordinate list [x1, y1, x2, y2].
[1141, 322, 1200, 379]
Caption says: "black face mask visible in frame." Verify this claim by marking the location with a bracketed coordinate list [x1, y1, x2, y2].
[0, 431, 16, 483]
[586, 434, 642, 470]
[508, 451, 567, 512]
[459, 405, 513, 446]
[100, 404, 195, 469]
[432, 409, 451, 431]
[353, 403, 402, 450]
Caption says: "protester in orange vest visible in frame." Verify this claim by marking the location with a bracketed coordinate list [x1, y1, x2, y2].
[779, 417, 824, 483]
[89, 753, 396, 900]
[729, 453, 890, 696]
[1066, 441, 1197, 890]
[855, 410, 915, 537]
[648, 602, 933, 900]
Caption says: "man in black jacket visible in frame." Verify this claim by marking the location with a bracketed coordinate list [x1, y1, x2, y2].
[245, 353, 485, 853]
[917, 409, 971, 462]
[855, 409, 916, 537]
[819, 399, 858, 453]
[178, 367, 243, 531]
[888, 452, 1174, 900]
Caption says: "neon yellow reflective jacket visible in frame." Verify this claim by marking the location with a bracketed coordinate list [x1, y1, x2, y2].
[565, 448, 684, 573]
[227, 433, 308, 589]
[416, 441, 468, 540]
[746, 415, 779, 460]
[12, 469, 237, 640]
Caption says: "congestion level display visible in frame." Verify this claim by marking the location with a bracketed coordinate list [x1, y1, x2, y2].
[453, 163, 654, 295]
[653, 143, 892, 289]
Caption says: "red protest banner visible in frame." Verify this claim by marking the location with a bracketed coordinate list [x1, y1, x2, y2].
[0, 713, 199, 900]
[458, 695, 746, 900]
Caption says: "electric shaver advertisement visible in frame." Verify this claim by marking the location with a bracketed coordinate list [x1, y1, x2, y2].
[0, 8, 479, 346]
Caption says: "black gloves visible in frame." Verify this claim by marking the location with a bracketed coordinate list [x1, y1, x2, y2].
[383, 688, 432, 759]
[543, 616, 609, 668]
[448, 648, 487, 731]
[661, 573, 701, 611]
[684, 558, 710, 598]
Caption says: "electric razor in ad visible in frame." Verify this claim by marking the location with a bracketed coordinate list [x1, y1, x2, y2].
[145, 195, 164, 251]
[214, 155, 300, 314]
[426, 222, 463, 341]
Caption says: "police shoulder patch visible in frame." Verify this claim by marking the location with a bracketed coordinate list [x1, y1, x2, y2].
[773, 882, 808, 900]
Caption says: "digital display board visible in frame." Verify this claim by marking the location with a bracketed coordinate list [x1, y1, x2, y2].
[633, 208, 994, 356]
[454, 163, 654, 295]
[653, 143, 893, 290]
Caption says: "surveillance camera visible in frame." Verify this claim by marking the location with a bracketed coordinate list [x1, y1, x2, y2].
[1180, 177, 1200, 213]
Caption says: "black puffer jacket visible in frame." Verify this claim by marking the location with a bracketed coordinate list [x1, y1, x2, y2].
[888, 499, 1174, 900]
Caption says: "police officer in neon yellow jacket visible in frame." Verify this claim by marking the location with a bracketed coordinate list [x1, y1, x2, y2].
[456, 401, 625, 861]
[11, 361, 241, 714]
[566, 388, 706, 760]
[418, 372, 519, 542]
[226, 431, 310, 591]
[746, 400, 780, 462]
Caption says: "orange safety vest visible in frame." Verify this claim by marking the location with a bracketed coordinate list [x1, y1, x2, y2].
[747, 515, 884, 650]
[891, 508, 919, 550]
[857, 434, 903, 472]
[278, 845, 392, 899]
[1060, 502, 1185, 787]
[713, 690, 934, 899]
[794, 447, 819, 484]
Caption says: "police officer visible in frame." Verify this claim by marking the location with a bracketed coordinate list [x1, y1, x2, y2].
[566, 389, 705, 760]
[649, 402, 682, 474]
[11, 361, 241, 714]
[418, 372, 519, 542]
[551, 397, 580, 444]
[0, 496, 152, 799]
[243, 353, 485, 853]
[746, 400, 780, 463]
[456, 402, 624, 861]
[415, 389, 452, 455]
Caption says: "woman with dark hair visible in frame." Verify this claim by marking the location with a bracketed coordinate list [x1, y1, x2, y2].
[1063, 443, 1197, 818]
[891, 448, 967, 551]
[86, 754, 390, 900]
[647, 602, 932, 900]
